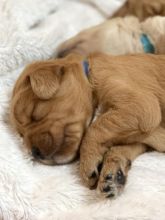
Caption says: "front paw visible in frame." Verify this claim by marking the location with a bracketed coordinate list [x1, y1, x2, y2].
[57, 29, 98, 57]
[80, 145, 107, 189]
[57, 37, 85, 58]
[80, 155, 103, 189]
[97, 151, 131, 198]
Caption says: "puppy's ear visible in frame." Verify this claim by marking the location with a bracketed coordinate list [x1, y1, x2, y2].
[29, 65, 63, 100]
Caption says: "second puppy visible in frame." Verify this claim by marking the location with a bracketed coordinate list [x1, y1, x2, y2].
[57, 16, 165, 57]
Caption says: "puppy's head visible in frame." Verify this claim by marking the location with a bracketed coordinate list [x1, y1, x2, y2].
[10, 55, 93, 165]
[114, 0, 165, 21]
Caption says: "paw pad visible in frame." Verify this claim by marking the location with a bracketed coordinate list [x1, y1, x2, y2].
[116, 169, 125, 185]
[105, 173, 113, 181]
[103, 185, 111, 193]
[106, 193, 115, 198]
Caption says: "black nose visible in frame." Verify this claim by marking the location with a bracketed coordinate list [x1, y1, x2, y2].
[32, 146, 44, 160]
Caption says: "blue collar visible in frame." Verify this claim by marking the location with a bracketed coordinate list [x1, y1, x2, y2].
[83, 60, 90, 78]
[83, 34, 154, 76]
[140, 34, 155, 54]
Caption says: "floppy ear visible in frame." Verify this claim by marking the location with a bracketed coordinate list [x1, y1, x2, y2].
[29, 65, 63, 100]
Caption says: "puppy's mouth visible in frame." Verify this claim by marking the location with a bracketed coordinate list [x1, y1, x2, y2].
[31, 143, 79, 165]
[37, 152, 78, 165]
[29, 129, 83, 165]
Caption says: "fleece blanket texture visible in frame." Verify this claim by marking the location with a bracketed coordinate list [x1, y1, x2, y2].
[1, 0, 165, 219]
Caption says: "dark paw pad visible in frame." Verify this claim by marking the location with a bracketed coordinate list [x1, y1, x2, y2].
[106, 193, 115, 198]
[105, 173, 113, 181]
[103, 185, 111, 193]
[116, 169, 126, 185]
[127, 159, 132, 167]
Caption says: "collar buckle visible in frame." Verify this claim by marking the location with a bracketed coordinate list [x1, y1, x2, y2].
[140, 34, 155, 54]
[83, 60, 89, 78]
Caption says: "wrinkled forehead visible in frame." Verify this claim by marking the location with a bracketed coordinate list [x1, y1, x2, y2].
[11, 87, 83, 130]
[13, 54, 82, 94]
[11, 54, 91, 130]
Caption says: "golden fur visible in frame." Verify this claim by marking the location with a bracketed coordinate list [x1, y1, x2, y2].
[57, 16, 165, 57]
[11, 53, 165, 198]
[11, 55, 93, 164]
[113, 0, 165, 21]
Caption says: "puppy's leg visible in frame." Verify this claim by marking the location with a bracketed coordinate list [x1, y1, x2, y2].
[56, 22, 109, 57]
[97, 125, 165, 198]
[97, 143, 147, 198]
[57, 33, 85, 57]
[143, 126, 165, 152]
[80, 93, 161, 189]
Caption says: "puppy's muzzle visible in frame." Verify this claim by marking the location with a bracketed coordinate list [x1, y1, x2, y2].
[32, 146, 45, 160]
[30, 132, 58, 160]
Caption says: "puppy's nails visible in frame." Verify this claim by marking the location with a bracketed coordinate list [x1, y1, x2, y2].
[97, 162, 103, 174]
[90, 171, 97, 179]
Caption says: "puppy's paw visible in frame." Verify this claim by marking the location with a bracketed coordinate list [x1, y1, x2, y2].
[57, 39, 86, 57]
[80, 149, 105, 189]
[57, 29, 100, 57]
[97, 151, 131, 198]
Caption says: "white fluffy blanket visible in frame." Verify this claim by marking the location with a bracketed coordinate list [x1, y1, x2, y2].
[1, 0, 165, 219]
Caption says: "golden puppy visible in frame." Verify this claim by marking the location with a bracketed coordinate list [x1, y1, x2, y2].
[113, 0, 165, 21]
[11, 56, 93, 164]
[57, 16, 165, 57]
[11, 53, 165, 198]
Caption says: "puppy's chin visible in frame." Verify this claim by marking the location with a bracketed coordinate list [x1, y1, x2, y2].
[38, 153, 77, 166]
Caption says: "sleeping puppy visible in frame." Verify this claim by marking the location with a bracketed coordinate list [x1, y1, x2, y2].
[113, 0, 165, 21]
[57, 0, 165, 57]
[11, 53, 165, 198]
[10, 57, 93, 164]
[57, 16, 165, 57]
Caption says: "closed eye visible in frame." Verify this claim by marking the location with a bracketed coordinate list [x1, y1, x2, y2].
[64, 123, 83, 141]
[31, 101, 51, 122]
[31, 115, 40, 122]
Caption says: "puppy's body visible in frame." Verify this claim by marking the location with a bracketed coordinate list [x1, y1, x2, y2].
[80, 53, 165, 193]
[57, 16, 165, 57]
[11, 53, 165, 198]
[113, 0, 165, 21]
[57, 0, 165, 57]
